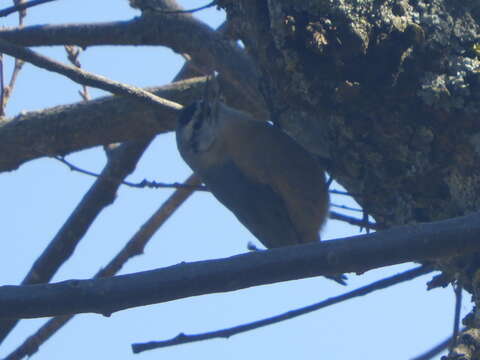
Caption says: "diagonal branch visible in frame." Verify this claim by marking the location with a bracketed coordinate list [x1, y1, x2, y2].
[0, 138, 153, 344]
[329, 211, 381, 230]
[1, 211, 480, 320]
[1, 14, 229, 350]
[132, 265, 432, 353]
[0, 76, 206, 173]
[3, 174, 201, 360]
[0, 38, 182, 111]
[0, 0, 58, 18]
[0, 15, 263, 114]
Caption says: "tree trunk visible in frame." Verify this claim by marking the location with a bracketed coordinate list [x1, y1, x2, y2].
[218, 0, 480, 289]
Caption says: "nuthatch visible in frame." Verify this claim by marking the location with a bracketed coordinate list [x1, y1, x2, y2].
[176, 100, 331, 249]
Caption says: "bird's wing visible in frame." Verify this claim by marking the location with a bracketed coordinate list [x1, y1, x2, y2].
[201, 160, 303, 248]
[225, 121, 327, 243]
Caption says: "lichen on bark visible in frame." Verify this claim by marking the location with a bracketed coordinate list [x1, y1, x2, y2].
[218, 0, 480, 329]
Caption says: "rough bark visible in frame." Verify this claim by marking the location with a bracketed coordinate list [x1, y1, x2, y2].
[217, 2, 480, 355]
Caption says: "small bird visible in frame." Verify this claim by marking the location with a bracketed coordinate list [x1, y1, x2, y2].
[176, 99, 331, 248]
[176, 100, 346, 284]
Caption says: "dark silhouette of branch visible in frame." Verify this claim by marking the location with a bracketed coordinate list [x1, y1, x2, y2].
[0, 76, 206, 173]
[1, 18, 235, 352]
[53, 155, 379, 232]
[330, 203, 363, 212]
[132, 265, 431, 353]
[64, 45, 90, 101]
[53, 155, 380, 230]
[53, 155, 208, 191]
[153, 1, 217, 14]
[329, 189, 355, 196]
[3, 174, 201, 360]
[1, 211, 480, 320]
[0, 38, 182, 112]
[0, 14, 263, 115]
[0, 0, 58, 17]
[329, 211, 381, 230]
[450, 283, 463, 350]
[0, 139, 152, 344]
[411, 331, 458, 360]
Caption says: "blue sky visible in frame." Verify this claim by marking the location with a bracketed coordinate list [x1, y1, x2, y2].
[0, 1, 463, 359]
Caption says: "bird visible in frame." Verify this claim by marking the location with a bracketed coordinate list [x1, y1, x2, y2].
[176, 99, 333, 246]
[176, 100, 346, 284]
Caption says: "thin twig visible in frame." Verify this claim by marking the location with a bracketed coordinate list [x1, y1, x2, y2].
[1, 0, 27, 113]
[330, 203, 363, 212]
[54, 157, 382, 226]
[410, 330, 464, 360]
[56, 155, 379, 227]
[4, 58, 25, 103]
[329, 211, 380, 230]
[64, 45, 90, 101]
[0, 38, 182, 111]
[450, 282, 462, 351]
[54, 155, 207, 191]
[0, 0, 58, 17]
[14, 0, 26, 25]
[132, 265, 432, 353]
[0, 54, 4, 116]
[158, 1, 217, 14]
[329, 189, 355, 196]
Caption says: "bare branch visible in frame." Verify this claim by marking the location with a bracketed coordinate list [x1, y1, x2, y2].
[450, 283, 463, 350]
[64, 45, 90, 101]
[0, 15, 263, 114]
[162, 1, 216, 14]
[1, 211, 480, 319]
[132, 265, 431, 353]
[51, 157, 380, 230]
[54, 155, 207, 190]
[330, 203, 363, 212]
[0, 0, 58, 18]
[0, 76, 206, 173]
[329, 211, 381, 230]
[0, 38, 182, 112]
[411, 331, 457, 360]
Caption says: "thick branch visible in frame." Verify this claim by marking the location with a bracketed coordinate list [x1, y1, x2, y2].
[0, 15, 262, 113]
[1, 212, 480, 319]
[0, 77, 205, 172]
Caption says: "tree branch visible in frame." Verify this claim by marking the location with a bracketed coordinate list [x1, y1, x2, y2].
[3, 174, 201, 360]
[1, 211, 479, 319]
[329, 211, 381, 230]
[0, 76, 206, 172]
[0, 0, 58, 18]
[0, 15, 263, 114]
[131, 265, 432, 353]
[0, 138, 153, 343]
[0, 38, 182, 111]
